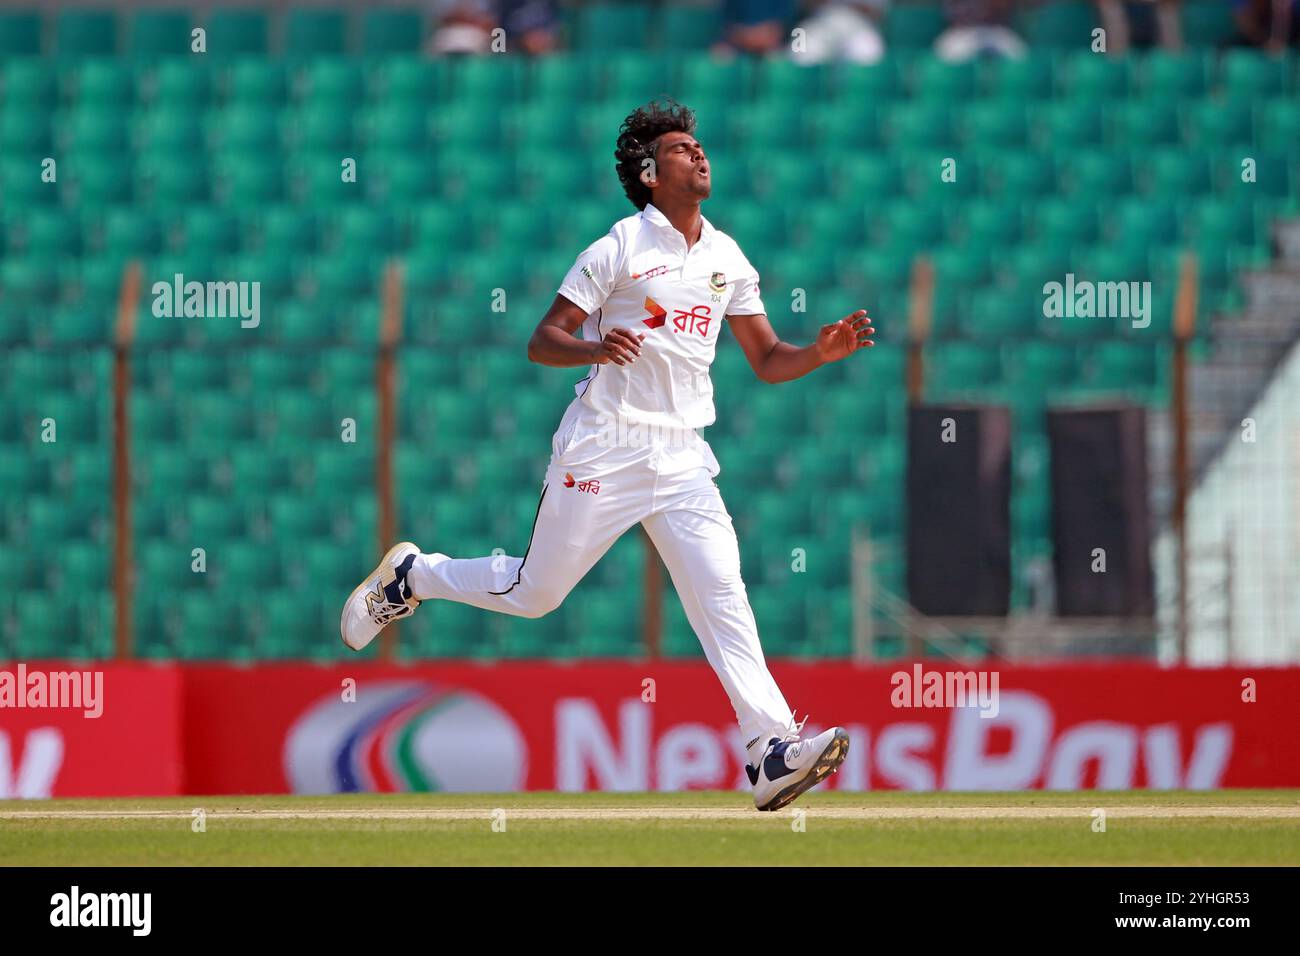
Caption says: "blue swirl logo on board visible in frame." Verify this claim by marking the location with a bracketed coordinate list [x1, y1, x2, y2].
[284, 681, 528, 793]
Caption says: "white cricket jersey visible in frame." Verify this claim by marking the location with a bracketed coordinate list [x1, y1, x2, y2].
[555, 203, 766, 431]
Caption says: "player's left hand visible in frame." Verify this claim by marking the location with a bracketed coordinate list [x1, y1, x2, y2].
[815, 310, 874, 363]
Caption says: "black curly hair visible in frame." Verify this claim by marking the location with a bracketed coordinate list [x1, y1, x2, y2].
[614, 98, 697, 210]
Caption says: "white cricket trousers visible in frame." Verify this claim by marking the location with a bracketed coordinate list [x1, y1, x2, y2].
[407, 398, 795, 749]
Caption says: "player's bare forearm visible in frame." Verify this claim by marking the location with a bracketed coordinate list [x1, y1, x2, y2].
[749, 341, 825, 384]
[728, 310, 874, 384]
[527, 324, 602, 367]
[528, 293, 646, 368]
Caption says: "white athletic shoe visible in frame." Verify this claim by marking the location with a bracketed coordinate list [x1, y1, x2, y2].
[746, 720, 850, 812]
[340, 542, 422, 651]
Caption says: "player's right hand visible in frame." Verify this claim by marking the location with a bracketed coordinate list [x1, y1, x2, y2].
[592, 327, 644, 366]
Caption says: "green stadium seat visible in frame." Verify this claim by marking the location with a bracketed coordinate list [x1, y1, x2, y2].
[1006, 341, 1078, 389]
[1192, 198, 1258, 246]
[1220, 49, 1289, 98]
[885, 100, 954, 149]
[139, 155, 209, 205]
[148, 60, 211, 106]
[269, 496, 333, 540]
[102, 208, 163, 256]
[17, 209, 80, 257]
[0, 456, 45, 498]
[0, 11, 40, 55]
[364, 104, 428, 151]
[300, 542, 357, 591]
[4, 64, 57, 118]
[174, 596, 242, 659]
[1141, 150, 1211, 196]
[885, 4, 946, 48]
[1139, 51, 1211, 99]
[759, 59, 830, 103]
[225, 60, 286, 102]
[16, 603, 80, 658]
[933, 342, 1002, 388]
[1110, 100, 1181, 146]
[1035, 100, 1103, 148]
[375, 58, 449, 102]
[214, 154, 285, 206]
[1063, 150, 1132, 196]
[25, 497, 105, 548]
[1258, 100, 1300, 149]
[961, 288, 1040, 339]
[183, 392, 254, 443]
[206, 11, 269, 56]
[983, 151, 1054, 198]
[289, 103, 355, 152]
[531, 54, 594, 105]
[1020, 1, 1098, 47]
[883, 202, 947, 254]
[660, 3, 723, 50]
[66, 109, 130, 151]
[678, 57, 753, 102]
[982, 52, 1055, 100]
[311, 446, 371, 494]
[57, 9, 118, 56]
[1186, 99, 1254, 147]
[959, 101, 1029, 147]
[910, 57, 977, 100]
[362, 8, 423, 53]
[1, 156, 57, 207]
[48, 307, 108, 345]
[1180, 0, 1237, 45]
[138, 108, 206, 152]
[1066, 52, 1128, 98]
[1087, 341, 1162, 390]
[300, 60, 366, 105]
[455, 56, 526, 104]
[1032, 197, 1100, 246]
[130, 10, 192, 56]
[285, 8, 347, 55]
[578, 3, 654, 50]
[837, 58, 903, 100]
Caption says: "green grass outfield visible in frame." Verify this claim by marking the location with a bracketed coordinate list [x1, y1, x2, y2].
[2, 791, 1299, 866]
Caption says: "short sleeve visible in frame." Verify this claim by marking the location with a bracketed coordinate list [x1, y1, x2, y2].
[557, 233, 621, 315]
[726, 245, 765, 316]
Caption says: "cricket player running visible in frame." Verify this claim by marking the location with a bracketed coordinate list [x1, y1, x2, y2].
[341, 100, 874, 811]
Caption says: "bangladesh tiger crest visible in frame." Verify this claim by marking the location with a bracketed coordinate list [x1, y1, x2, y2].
[709, 272, 726, 293]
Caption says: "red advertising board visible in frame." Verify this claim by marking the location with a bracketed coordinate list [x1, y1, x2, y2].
[181, 662, 1300, 795]
[4, 661, 1297, 796]
[0, 663, 183, 797]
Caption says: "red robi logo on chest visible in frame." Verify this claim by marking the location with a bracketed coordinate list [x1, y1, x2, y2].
[642, 297, 667, 329]
[641, 297, 712, 337]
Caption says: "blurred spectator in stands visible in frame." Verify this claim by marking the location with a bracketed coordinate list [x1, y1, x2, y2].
[713, 0, 797, 56]
[427, 0, 498, 54]
[792, 0, 889, 64]
[934, 0, 1026, 60]
[499, 0, 560, 54]
[1095, 0, 1183, 51]
[1230, 0, 1298, 49]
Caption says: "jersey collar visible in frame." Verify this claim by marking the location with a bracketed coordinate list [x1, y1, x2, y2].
[642, 203, 715, 245]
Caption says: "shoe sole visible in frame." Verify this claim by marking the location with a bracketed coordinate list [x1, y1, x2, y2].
[340, 541, 419, 650]
[756, 729, 850, 812]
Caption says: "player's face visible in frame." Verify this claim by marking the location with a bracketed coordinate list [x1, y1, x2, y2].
[652, 131, 710, 201]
